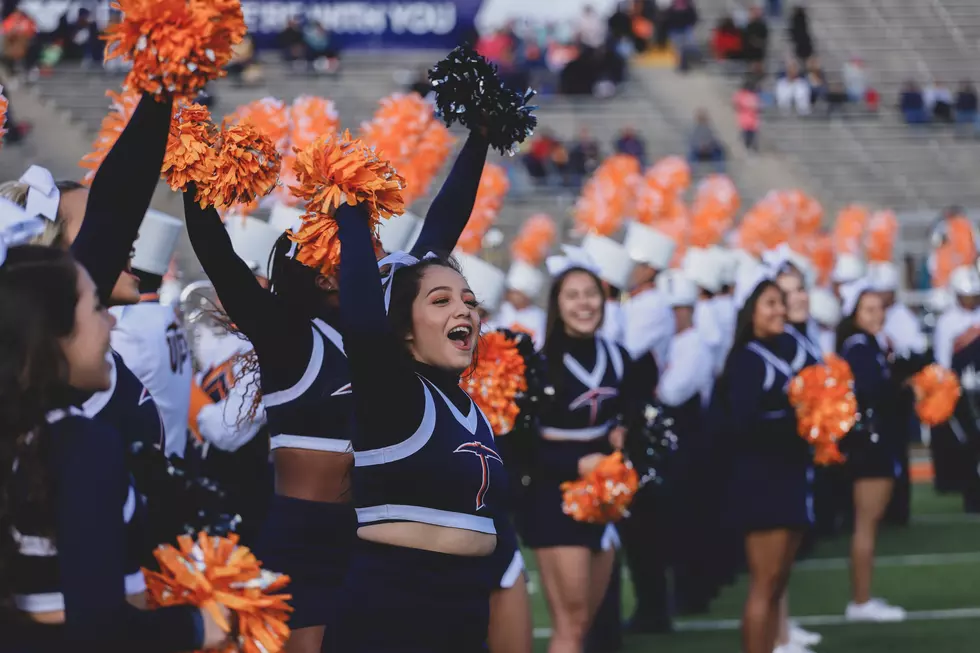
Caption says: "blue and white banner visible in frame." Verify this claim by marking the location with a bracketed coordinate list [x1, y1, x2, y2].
[18, 0, 484, 50]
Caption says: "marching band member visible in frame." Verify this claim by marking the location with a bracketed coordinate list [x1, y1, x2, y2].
[523, 257, 641, 653]
[723, 265, 817, 653]
[710, 246, 739, 365]
[109, 210, 192, 459]
[189, 216, 282, 544]
[182, 129, 491, 653]
[621, 222, 676, 363]
[830, 253, 866, 299]
[931, 265, 980, 495]
[683, 247, 727, 377]
[457, 252, 507, 326]
[0, 237, 229, 652]
[868, 261, 926, 357]
[810, 288, 842, 357]
[836, 281, 908, 622]
[331, 201, 503, 651]
[497, 260, 548, 347]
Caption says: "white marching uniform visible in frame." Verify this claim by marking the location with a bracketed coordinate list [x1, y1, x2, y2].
[194, 328, 266, 453]
[493, 302, 547, 349]
[623, 287, 674, 364]
[600, 298, 626, 344]
[658, 326, 715, 407]
[933, 304, 980, 369]
[694, 299, 725, 376]
[110, 299, 192, 458]
[881, 302, 927, 357]
[818, 328, 836, 357]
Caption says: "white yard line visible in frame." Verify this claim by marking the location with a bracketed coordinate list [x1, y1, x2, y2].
[531, 607, 980, 639]
[911, 513, 980, 525]
[796, 551, 980, 570]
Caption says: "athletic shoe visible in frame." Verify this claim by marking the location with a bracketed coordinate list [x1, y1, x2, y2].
[845, 598, 907, 622]
[774, 642, 816, 653]
[789, 623, 823, 647]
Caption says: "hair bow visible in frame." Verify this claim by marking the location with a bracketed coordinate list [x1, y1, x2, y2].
[733, 263, 775, 310]
[19, 165, 60, 223]
[839, 278, 871, 317]
[545, 244, 600, 278]
[0, 197, 47, 268]
[377, 249, 438, 312]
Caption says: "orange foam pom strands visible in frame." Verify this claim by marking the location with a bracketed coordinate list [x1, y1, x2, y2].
[690, 174, 738, 247]
[561, 452, 640, 523]
[787, 354, 858, 465]
[647, 156, 691, 194]
[162, 102, 217, 191]
[104, 0, 246, 98]
[865, 209, 898, 263]
[457, 163, 508, 254]
[143, 532, 291, 653]
[194, 122, 281, 210]
[290, 95, 340, 151]
[910, 364, 960, 426]
[945, 215, 978, 263]
[461, 331, 527, 435]
[510, 213, 557, 266]
[831, 204, 869, 255]
[287, 129, 405, 275]
[574, 154, 642, 236]
[80, 89, 143, 185]
[0, 85, 8, 144]
[228, 97, 290, 150]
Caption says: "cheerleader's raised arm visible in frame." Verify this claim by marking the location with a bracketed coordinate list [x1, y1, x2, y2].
[72, 94, 174, 303]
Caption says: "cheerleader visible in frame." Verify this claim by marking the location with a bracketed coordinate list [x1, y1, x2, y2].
[0, 236, 227, 652]
[830, 254, 866, 299]
[182, 131, 490, 653]
[522, 259, 641, 653]
[836, 281, 907, 622]
[723, 266, 816, 653]
[496, 260, 547, 346]
[809, 288, 841, 357]
[109, 210, 192, 459]
[189, 216, 283, 544]
[324, 200, 501, 651]
[621, 222, 676, 362]
[868, 262, 926, 357]
[772, 258, 824, 365]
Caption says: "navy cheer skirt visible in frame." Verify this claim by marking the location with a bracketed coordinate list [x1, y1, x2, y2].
[252, 496, 356, 632]
[728, 452, 814, 532]
[489, 516, 526, 589]
[333, 539, 493, 652]
[520, 480, 615, 551]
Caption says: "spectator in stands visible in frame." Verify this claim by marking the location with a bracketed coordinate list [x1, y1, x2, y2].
[524, 129, 561, 184]
[616, 126, 648, 165]
[59, 8, 99, 63]
[776, 60, 811, 115]
[665, 0, 698, 70]
[899, 80, 929, 124]
[733, 79, 761, 151]
[569, 127, 603, 180]
[954, 81, 978, 127]
[842, 57, 868, 103]
[0, 6, 37, 73]
[826, 81, 849, 117]
[742, 6, 769, 66]
[924, 80, 954, 123]
[226, 34, 261, 86]
[304, 21, 340, 74]
[688, 110, 726, 170]
[805, 56, 828, 104]
[712, 16, 743, 61]
[627, 0, 657, 52]
[578, 5, 608, 51]
[788, 5, 814, 64]
[279, 18, 307, 70]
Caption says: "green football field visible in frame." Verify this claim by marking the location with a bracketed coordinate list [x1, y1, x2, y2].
[527, 484, 980, 652]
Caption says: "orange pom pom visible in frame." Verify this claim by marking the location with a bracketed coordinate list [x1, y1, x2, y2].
[561, 452, 639, 523]
[457, 163, 509, 254]
[647, 156, 691, 194]
[945, 216, 977, 263]
[461, 331, 528, 435]
[229, 97, 290, 150]
[787, 354, 858, 466]
[0, 85, 8, 145]
[162, 102, 217, 191]
[510, 213, 557, 266]
[401, 122, 456, 207]
[289, 95, 340, 151]
[910, 364, 961, 426]
[865, 210, 898, 263]
[143, 532, 292, 653]
[79, 89, 143, 185]
[287, 130, 405, 275]
[104, 0, 246, 98]
[574, 155, 641, 236]
[194, 122, 281, 210]
[931, 243, 962, 289]
[832, 204, 869, 255]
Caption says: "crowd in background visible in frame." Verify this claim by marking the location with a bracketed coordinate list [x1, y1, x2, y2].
[520, 125, 646, 187]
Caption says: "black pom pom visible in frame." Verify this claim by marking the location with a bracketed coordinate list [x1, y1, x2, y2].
[625, 402, 680, 489]
[428, 44, 538, 155]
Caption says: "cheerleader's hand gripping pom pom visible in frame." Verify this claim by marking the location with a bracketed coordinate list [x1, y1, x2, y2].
[428, 44, 537, 155]
[787, 355, 857, 466]
[163, 102, 218, 191]
[104, 0, 246, 98]
[143, 532, 292, 653]
[287, 130, 405, 276]
[625, 402, 679, 489]
[195, 122, 282, 210]
[462, 330, 528, 436]
[561, 451, 639, 524]
[910, 364, 960, 426]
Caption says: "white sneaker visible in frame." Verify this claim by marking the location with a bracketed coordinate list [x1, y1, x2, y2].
[774, 643, 816, 653]
[790, 623, 823, 647]
[845, 598, 907, 622]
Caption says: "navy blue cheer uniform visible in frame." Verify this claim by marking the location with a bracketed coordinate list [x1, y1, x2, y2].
[952, 338, 980, 512]
[6, 409, 203, 653]
[334, 202, 504, 652]
[184, 133, 489, 634]
[523, 332, 633, 551]
[839, 333, 904, 480]
[726, 333, 817, 532]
